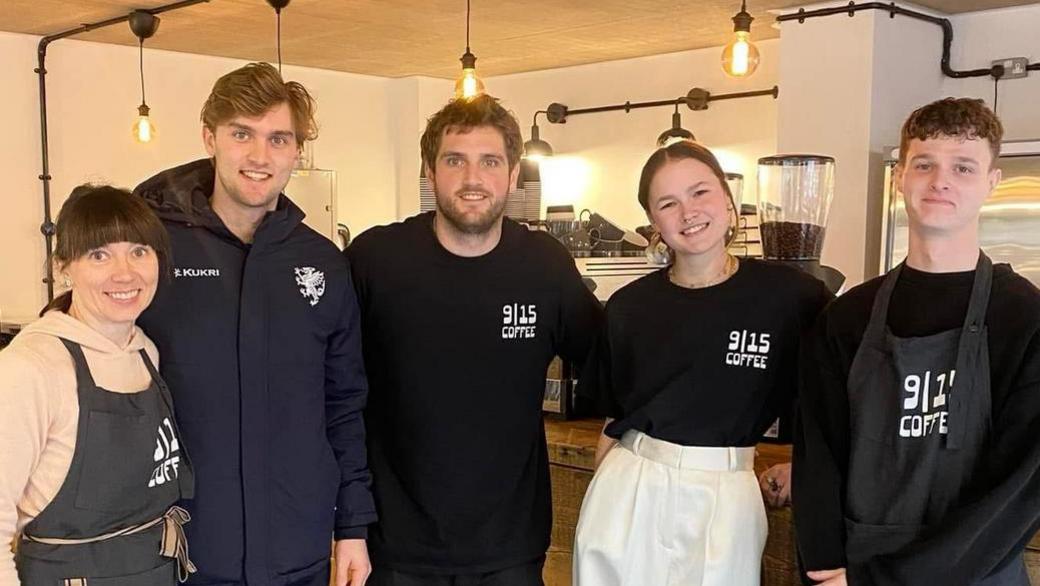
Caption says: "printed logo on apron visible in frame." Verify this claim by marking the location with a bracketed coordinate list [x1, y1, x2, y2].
[149, 417, 183, 488]
[899, 368, 955, 438]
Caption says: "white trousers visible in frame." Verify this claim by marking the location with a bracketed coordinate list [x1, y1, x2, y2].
[573, 431, 767, 586]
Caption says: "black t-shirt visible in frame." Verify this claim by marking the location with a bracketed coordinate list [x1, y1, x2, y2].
[577, 259, 831, 447]
[344, 212, 602, 574]
[794, 263, 1040, 581]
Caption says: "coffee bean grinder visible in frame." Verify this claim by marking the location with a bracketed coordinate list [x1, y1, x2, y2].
[756, 154, 843, 443]
[757, 154, 845, 295]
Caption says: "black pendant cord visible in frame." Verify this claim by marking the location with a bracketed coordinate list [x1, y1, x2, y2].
[276, 7, 283, 72]
[776, 2, 1028, 80]
[34, 0, 208, 301]
[466, 0, 471, 53]
[139, 39, 147, 105]
[993, 77, 999, 113]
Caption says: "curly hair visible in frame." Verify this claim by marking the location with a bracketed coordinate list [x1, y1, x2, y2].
[201, 62, 318, 148]
[420, 95, 523, 172]
[899, 98, 1003, 166]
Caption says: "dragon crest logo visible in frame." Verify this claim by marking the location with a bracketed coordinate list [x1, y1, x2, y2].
[294, 267, 326, 306]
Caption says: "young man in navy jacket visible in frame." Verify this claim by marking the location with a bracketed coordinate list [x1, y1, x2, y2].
[135, 62, 375, 586]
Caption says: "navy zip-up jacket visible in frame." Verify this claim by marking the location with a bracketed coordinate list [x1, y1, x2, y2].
[134, 159, 376, 586]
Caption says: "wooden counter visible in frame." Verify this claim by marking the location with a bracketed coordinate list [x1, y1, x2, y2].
[543, 417, 1040, 586]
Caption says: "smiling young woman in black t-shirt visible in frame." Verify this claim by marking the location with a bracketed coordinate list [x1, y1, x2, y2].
[573, 141, 830, 586]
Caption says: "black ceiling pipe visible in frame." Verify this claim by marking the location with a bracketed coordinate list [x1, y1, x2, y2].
[775, 1, 1009, 79]
[34, 0, 209, 300]
[544, 86, 778, 124]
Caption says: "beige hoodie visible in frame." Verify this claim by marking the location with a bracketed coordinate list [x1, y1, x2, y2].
[0, 311, 158, 586]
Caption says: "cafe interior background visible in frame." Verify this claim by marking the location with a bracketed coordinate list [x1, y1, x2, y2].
[1, 1, 1040, 583]
[1, 0, 1038, 326]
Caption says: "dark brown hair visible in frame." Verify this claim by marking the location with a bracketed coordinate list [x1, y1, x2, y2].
[420, 94, 523, 172]
[201, 62, 318, 148]
[899, 97, 1003, 166]
[40, 184, 171, 316]
[638, 140, 740, 249]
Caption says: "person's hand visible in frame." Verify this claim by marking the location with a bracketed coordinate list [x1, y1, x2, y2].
[807, 568, 847, 585]
[758, 462, 792, 507]
[333, 539, 371, 586]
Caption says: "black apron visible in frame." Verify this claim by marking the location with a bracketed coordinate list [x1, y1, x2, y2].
[15, 338, 196, 586]
[844, 254, 1027, 584]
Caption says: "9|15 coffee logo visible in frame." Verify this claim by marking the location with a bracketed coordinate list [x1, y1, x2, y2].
[149, 417, 182, 488]
[725, 330, 771, 370]
[502, 303, 537, 339]
[899, 368, 953, 438]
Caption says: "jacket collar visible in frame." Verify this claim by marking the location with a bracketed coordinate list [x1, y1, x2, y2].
[133, 158, 305, 245]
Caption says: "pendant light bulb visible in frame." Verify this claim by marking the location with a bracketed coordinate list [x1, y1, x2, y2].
[721, 1, 760, 78]
[454, 0, 485, 100]
[133, 104, 156, 143]
[455, 52, 485, 99]
[128, 12, 160, 144]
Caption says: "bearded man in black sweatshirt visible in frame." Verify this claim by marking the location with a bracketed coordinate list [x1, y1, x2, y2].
[793, 98, 1040, 585]
[345, 95, 603, 586]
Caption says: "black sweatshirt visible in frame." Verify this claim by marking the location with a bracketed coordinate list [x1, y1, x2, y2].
[577, 260, 830, 446]
[345, 212, 603, 574]
[794, 264, 1040, 584]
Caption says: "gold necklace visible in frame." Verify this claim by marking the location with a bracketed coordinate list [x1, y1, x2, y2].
[669, 254, 739, 289]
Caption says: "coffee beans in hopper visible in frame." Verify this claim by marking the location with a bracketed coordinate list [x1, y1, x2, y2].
[761, 221, 825, 259]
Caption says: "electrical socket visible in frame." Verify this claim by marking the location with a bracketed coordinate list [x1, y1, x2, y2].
[992, 57, 1029, 79]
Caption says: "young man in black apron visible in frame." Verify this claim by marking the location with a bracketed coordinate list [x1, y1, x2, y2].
[794, 98, 1040, 585]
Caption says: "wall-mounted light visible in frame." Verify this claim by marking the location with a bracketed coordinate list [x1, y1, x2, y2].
[129, 10, 160, 143]
[523, 111, 553, 160]
[656, 103, 696, 146]
[454, 0, 485, 99]
[721, 0, 760, 78]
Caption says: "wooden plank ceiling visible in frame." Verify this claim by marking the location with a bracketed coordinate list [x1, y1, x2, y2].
[0, 0, 1034, 78]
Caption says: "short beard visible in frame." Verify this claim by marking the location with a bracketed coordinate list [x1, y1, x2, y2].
[435, 188, 507, 235]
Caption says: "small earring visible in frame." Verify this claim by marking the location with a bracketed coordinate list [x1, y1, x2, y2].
[62, 275, 72, 288]
[646, 231, 673, 265]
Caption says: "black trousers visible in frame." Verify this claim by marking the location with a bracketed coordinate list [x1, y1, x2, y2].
[368, 556, 545, 586]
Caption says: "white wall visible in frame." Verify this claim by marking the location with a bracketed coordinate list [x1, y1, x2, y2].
[487, 39, 780, 231]
[386, 76, 455, 220]
[866, 11, 947, 277]
[0, 31, 401, 320]
[777, 10, 880, 286]
[944, 4, 1040, 140]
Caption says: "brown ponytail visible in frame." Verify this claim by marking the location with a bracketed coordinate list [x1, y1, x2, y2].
[39, 291, 72, 317]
